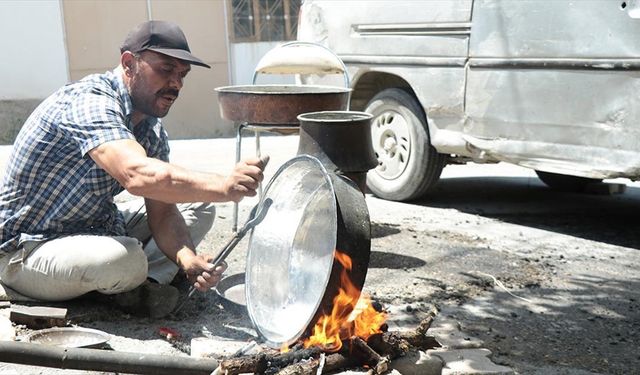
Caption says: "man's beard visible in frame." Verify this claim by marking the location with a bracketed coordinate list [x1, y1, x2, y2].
[129, 75, 179, 119]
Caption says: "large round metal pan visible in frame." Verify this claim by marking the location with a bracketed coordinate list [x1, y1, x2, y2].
[215, 85, 351, 125]
[245, 155, 371, 348]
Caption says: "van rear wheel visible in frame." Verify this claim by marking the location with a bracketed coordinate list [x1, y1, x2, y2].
[365, 88, 446, 201]
[535, 170, 602, 192]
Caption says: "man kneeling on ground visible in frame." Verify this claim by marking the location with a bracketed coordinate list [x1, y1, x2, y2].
[0, 20, 267, 318]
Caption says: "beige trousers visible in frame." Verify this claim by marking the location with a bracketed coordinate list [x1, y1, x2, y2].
[0, 200, 215, 301]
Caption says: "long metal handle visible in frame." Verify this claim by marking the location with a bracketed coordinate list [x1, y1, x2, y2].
[173, 198, 273, 313]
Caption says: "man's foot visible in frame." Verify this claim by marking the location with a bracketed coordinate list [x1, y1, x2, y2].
[113, 281, 179, 318]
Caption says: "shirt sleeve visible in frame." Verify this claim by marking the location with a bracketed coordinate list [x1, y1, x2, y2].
[58, 84, 135, 157]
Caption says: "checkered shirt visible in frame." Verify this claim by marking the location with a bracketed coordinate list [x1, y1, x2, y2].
[0, 69, 170, 253]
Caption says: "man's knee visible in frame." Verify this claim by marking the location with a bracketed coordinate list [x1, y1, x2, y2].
[194, 202, 215, 229]
[181, 202, 215, 243]
[93, 236, 148, 294]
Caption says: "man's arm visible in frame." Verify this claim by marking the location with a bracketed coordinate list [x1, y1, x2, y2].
[145, 198, 222, 291]
[88, 139, 265, 203]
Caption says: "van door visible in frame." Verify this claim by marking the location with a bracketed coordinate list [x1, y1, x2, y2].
[465, 0, 640, 179]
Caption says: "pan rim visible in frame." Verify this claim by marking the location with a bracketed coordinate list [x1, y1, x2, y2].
[245, 155, 337, 348]
[215, 84, 352, 95]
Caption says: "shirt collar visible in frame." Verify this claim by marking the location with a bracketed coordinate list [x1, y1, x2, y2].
[110, 68, 134, 121]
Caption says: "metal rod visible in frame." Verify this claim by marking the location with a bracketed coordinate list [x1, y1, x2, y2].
[173, 198, 273, 314]
[0, 341, 218, 375]
[233, 123, 246, 232]
[255, 129, 263, 197]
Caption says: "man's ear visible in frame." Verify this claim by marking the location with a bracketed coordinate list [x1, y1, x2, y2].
[121, 51, 136, 76]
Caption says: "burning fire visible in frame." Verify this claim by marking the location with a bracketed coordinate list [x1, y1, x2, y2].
[301, 250, 387, 352]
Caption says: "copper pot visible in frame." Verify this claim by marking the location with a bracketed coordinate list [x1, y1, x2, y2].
[215, 85, 351, 125]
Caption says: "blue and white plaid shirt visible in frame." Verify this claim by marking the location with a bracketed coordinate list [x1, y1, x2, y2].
[0, 69, 170, 253]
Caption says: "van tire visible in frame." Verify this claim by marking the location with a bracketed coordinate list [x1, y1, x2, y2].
[365, 88, 446, 201]
[535, 170, 602, 192]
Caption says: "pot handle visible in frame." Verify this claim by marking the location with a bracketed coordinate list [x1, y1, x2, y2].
[252, 41, 349, 88]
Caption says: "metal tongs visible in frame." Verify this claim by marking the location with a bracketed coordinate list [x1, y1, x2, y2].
[173, 197, 274, 313]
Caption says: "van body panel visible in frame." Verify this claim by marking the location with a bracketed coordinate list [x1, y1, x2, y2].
[298, 0, 640, 187]
[470, 0, 640, 58]
[298, 0, 472, 58]
[466, 0, 640, 178]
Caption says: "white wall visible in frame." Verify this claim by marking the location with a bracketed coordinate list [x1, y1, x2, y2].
[0, 0, 68, 100]
[230, 41, 295, 85]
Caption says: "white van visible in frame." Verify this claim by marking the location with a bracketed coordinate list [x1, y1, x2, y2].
[297, 0, 640, 201]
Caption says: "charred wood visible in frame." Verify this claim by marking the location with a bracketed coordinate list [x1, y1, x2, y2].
[275, 358, 319, 375]
[366, 314, 440, 358]
[221, 311, 439, 374]
[219, 352, 267, 374]
[220, 347, 322, 375]
[350, 337, 389, 374]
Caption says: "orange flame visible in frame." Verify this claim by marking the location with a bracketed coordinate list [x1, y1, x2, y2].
[302, 250, 387, 352]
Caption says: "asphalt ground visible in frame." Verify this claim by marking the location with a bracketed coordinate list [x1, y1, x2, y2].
[1, 135, 639, 374]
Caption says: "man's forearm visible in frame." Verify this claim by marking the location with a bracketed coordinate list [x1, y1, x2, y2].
[146, 200, 197, 268]
[126, 158, 229, 203]
[89, 139, 264, 204]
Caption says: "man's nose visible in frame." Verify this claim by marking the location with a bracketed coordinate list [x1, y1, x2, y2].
[169, 73, 184, 90]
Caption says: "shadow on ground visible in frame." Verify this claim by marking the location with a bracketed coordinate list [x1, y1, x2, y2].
[413, 176, 640, 250]
[440, 273, 640, 375]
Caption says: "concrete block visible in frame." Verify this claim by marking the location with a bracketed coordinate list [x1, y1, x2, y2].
[9, 305, 67, 329]
[391, 349, 444, 375]
[430, 348, 514, 375]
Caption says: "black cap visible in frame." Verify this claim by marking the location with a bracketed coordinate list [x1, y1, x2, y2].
[121, 20, 211, 68]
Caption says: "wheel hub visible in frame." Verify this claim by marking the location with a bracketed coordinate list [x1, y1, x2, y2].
[382, 136, 397, 152]
[370, 110, 411, 180]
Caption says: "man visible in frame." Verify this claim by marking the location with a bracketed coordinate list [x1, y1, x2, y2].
[0, 20, 266, 317]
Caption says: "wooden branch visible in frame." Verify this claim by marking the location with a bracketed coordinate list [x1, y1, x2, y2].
[219, 347, 322, 375]
[219, 353, 267, 374]
[321, 353, 358, 374]
[350, 337, 389, 374]
[276, 358, 319, 375]
[268, 347, 323, 370]
[366, 313, 440, 358]
[220, 310, 440, 375]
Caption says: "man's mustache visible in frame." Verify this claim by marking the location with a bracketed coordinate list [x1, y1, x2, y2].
[158, 89, 180, 98]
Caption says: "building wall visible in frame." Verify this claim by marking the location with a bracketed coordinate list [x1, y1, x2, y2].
[62, 0, 232, 139]
[0, 0, 284, 143]
[0, 0, 68, 100]
[0, 0, 68, 143]
[231, 41, 295, 85]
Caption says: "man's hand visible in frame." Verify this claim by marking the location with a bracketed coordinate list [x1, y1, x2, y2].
[179, 252, 228, 292]
[223, 156, 270, 202]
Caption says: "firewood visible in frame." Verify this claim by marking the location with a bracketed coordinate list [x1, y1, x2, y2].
[366, 332, 410, 358]
[350, 337, 389, 374]
[220, 347, 322, 375]
[321, 352, 358, 373]
[415, 312, 436, 336]
[219, 352, 268, 374]
[266, 347, 322, 372]
[366, 314, 440, 358]
[220, 311, 439, 374]
[275, 358, 319, 375]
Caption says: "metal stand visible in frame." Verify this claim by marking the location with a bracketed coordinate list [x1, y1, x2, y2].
[230, 41, 350, 232]
[232, 123, 299, 232]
